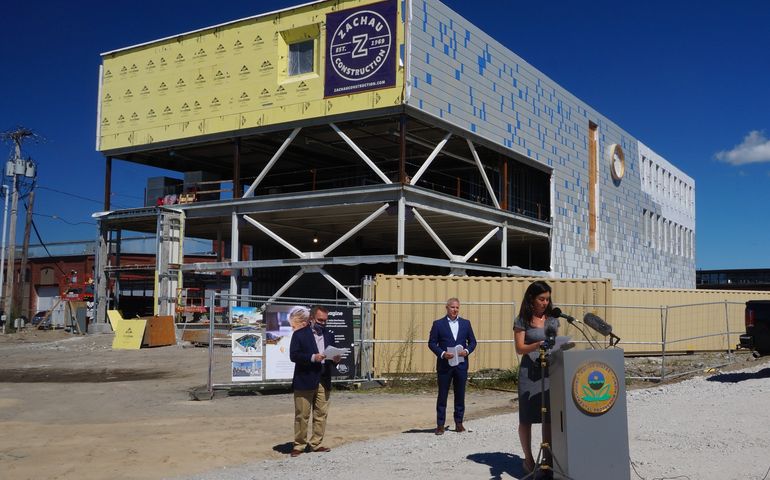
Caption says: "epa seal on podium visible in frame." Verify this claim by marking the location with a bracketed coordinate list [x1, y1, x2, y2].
[572, 361, 619, 415]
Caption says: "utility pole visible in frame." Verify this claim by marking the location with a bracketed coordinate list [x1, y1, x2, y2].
[3, 173, 19, 321]
[0, 184, 9, 319]
[1, 128, 37, 329]
[18, 190, 35, 318]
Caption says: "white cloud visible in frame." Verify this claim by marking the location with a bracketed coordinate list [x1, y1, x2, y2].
[715, 130, 770, 165]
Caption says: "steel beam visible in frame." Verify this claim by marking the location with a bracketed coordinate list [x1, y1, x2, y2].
[320, 203, 389, 256]
[230, 211, 239, 303]
[264, 268, 306, 306]
[318, 267, 360, 303]
[410, 133, 452, 185]
[461, 227, 500, 263]
[412, 208, 454, 259]
[467, 139, 500, 209]
[242, 127, 301, 198]
[330, 123, 392, 184]
[242, 214, 304, 258]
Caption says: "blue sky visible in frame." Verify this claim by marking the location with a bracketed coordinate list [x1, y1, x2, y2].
[1, 0, 768, 269]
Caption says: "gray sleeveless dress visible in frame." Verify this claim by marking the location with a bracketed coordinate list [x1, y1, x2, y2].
[514, 315, 559, 424]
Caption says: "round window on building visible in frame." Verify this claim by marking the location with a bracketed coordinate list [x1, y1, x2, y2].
[608, 143, 625, 181]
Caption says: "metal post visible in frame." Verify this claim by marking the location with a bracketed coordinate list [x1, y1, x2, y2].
[104, 156, 112, 210]
[94, 221, 109, 328]
[114, 229, 122, 311]
[501, 221, 507, 271]
[724, 300, 732, 355]
[230, 211, 239, 307]
[396, 192, 405, 275]
[361, 276, 373, 380]
[399, 115, 406, 184]
[233, 138, 241, 198]
[207, 291, 215, 395]
[660, 306, 668, 382]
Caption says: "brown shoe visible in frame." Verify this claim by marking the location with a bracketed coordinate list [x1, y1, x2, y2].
[455, 423, 466, 432]
[312, 446, 331, 452]
[435, 425, 445, 435]
[290, 449, 303, 457]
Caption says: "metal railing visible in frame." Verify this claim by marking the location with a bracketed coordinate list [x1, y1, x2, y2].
[198, 295, 748, 395]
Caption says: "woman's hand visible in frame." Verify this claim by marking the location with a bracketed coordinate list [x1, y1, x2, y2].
[514, 329, 544, 355]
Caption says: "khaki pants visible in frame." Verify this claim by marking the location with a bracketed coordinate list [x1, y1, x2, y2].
[293, 383, 330, 452]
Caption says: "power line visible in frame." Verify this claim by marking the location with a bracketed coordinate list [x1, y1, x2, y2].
[35, 185, 130, 209]
[28, 218, 68, 275]
[32, 212, 96, 226]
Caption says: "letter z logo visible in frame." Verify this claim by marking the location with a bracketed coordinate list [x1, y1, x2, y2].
[351, 34, 368, 58]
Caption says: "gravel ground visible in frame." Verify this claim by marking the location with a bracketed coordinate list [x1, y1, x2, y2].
[181, 360, 770, 480]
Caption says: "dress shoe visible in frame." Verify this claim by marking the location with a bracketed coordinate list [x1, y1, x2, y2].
[290, 450, 303, 457]
[312, 446, 331, 452]
[455, 423, 466, 432]
[435, 425, 445, 435]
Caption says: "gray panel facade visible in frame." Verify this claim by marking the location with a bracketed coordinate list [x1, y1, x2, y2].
[406, 0, 695, 287]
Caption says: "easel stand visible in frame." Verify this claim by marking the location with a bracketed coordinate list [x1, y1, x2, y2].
[522, 346, 571, 480]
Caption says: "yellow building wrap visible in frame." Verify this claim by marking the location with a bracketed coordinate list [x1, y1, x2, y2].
[97, 0, 405, 152]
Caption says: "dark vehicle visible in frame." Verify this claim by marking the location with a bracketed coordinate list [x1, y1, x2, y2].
[739, 301, 770, 357]
[31, 310, 50, 327]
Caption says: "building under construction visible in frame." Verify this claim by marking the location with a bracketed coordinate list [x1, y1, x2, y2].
[92, 0, 696, 327]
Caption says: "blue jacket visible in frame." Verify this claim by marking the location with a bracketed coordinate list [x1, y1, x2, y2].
[290, 325, 336, 391]
[428, 316, 477, 372]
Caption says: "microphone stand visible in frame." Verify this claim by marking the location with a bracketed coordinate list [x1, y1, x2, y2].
[522, 342, 574, 480]
[569, 320, 600, 350]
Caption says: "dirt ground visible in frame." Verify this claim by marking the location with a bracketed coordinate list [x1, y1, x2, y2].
[0, 330, 515, 480]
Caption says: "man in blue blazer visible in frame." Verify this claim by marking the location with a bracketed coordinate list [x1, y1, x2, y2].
[428, 297, 477, 435]
[289, 306, 340, 456]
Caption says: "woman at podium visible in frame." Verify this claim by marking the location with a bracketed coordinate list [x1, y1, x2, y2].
[513, 280, 560, 473]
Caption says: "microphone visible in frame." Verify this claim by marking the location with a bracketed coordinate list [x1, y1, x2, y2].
[583, 313, 613, 337]
[544, 317, 558, 349]
[550, 307, 576, 324]
[545, 317, 559, 338]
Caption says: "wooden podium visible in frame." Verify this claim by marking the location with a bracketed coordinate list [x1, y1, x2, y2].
[549, 348, 630, 480]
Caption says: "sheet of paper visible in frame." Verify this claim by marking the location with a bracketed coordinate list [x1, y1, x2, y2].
[323, 345, 350, 358]
[447, 344, 465, 366]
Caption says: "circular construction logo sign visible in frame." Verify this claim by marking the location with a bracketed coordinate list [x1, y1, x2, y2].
[329, 8, 392, 82]
[572, 361, 619, 415]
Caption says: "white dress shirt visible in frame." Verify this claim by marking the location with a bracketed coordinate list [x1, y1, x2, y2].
[447, 316, 459, 341]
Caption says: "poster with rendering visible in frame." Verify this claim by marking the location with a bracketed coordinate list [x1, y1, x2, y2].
[231, 357, 263, 382]
[324, 0, 397, 97]
[231, 332, 263, 357]
[230, 306, 262, 325]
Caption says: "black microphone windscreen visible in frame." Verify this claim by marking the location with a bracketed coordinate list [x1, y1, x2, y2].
[545, 317, 559, 337]
[551, 307, 562, 318]
[583, 313, 612, 336]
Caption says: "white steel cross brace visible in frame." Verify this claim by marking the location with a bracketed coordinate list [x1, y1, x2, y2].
[410, 133, 452, 185]
[412, 207, 499, 263]
[466, 139, 500, 209]
[330, 123, 392, 184]
[242, 127, 302, 198]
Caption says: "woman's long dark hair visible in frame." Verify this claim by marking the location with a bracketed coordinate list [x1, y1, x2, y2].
[518, 280, 553, 327]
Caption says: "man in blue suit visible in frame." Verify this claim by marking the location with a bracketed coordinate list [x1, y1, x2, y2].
[428, 297, 477, 435]
[289, 305, 340, 457]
